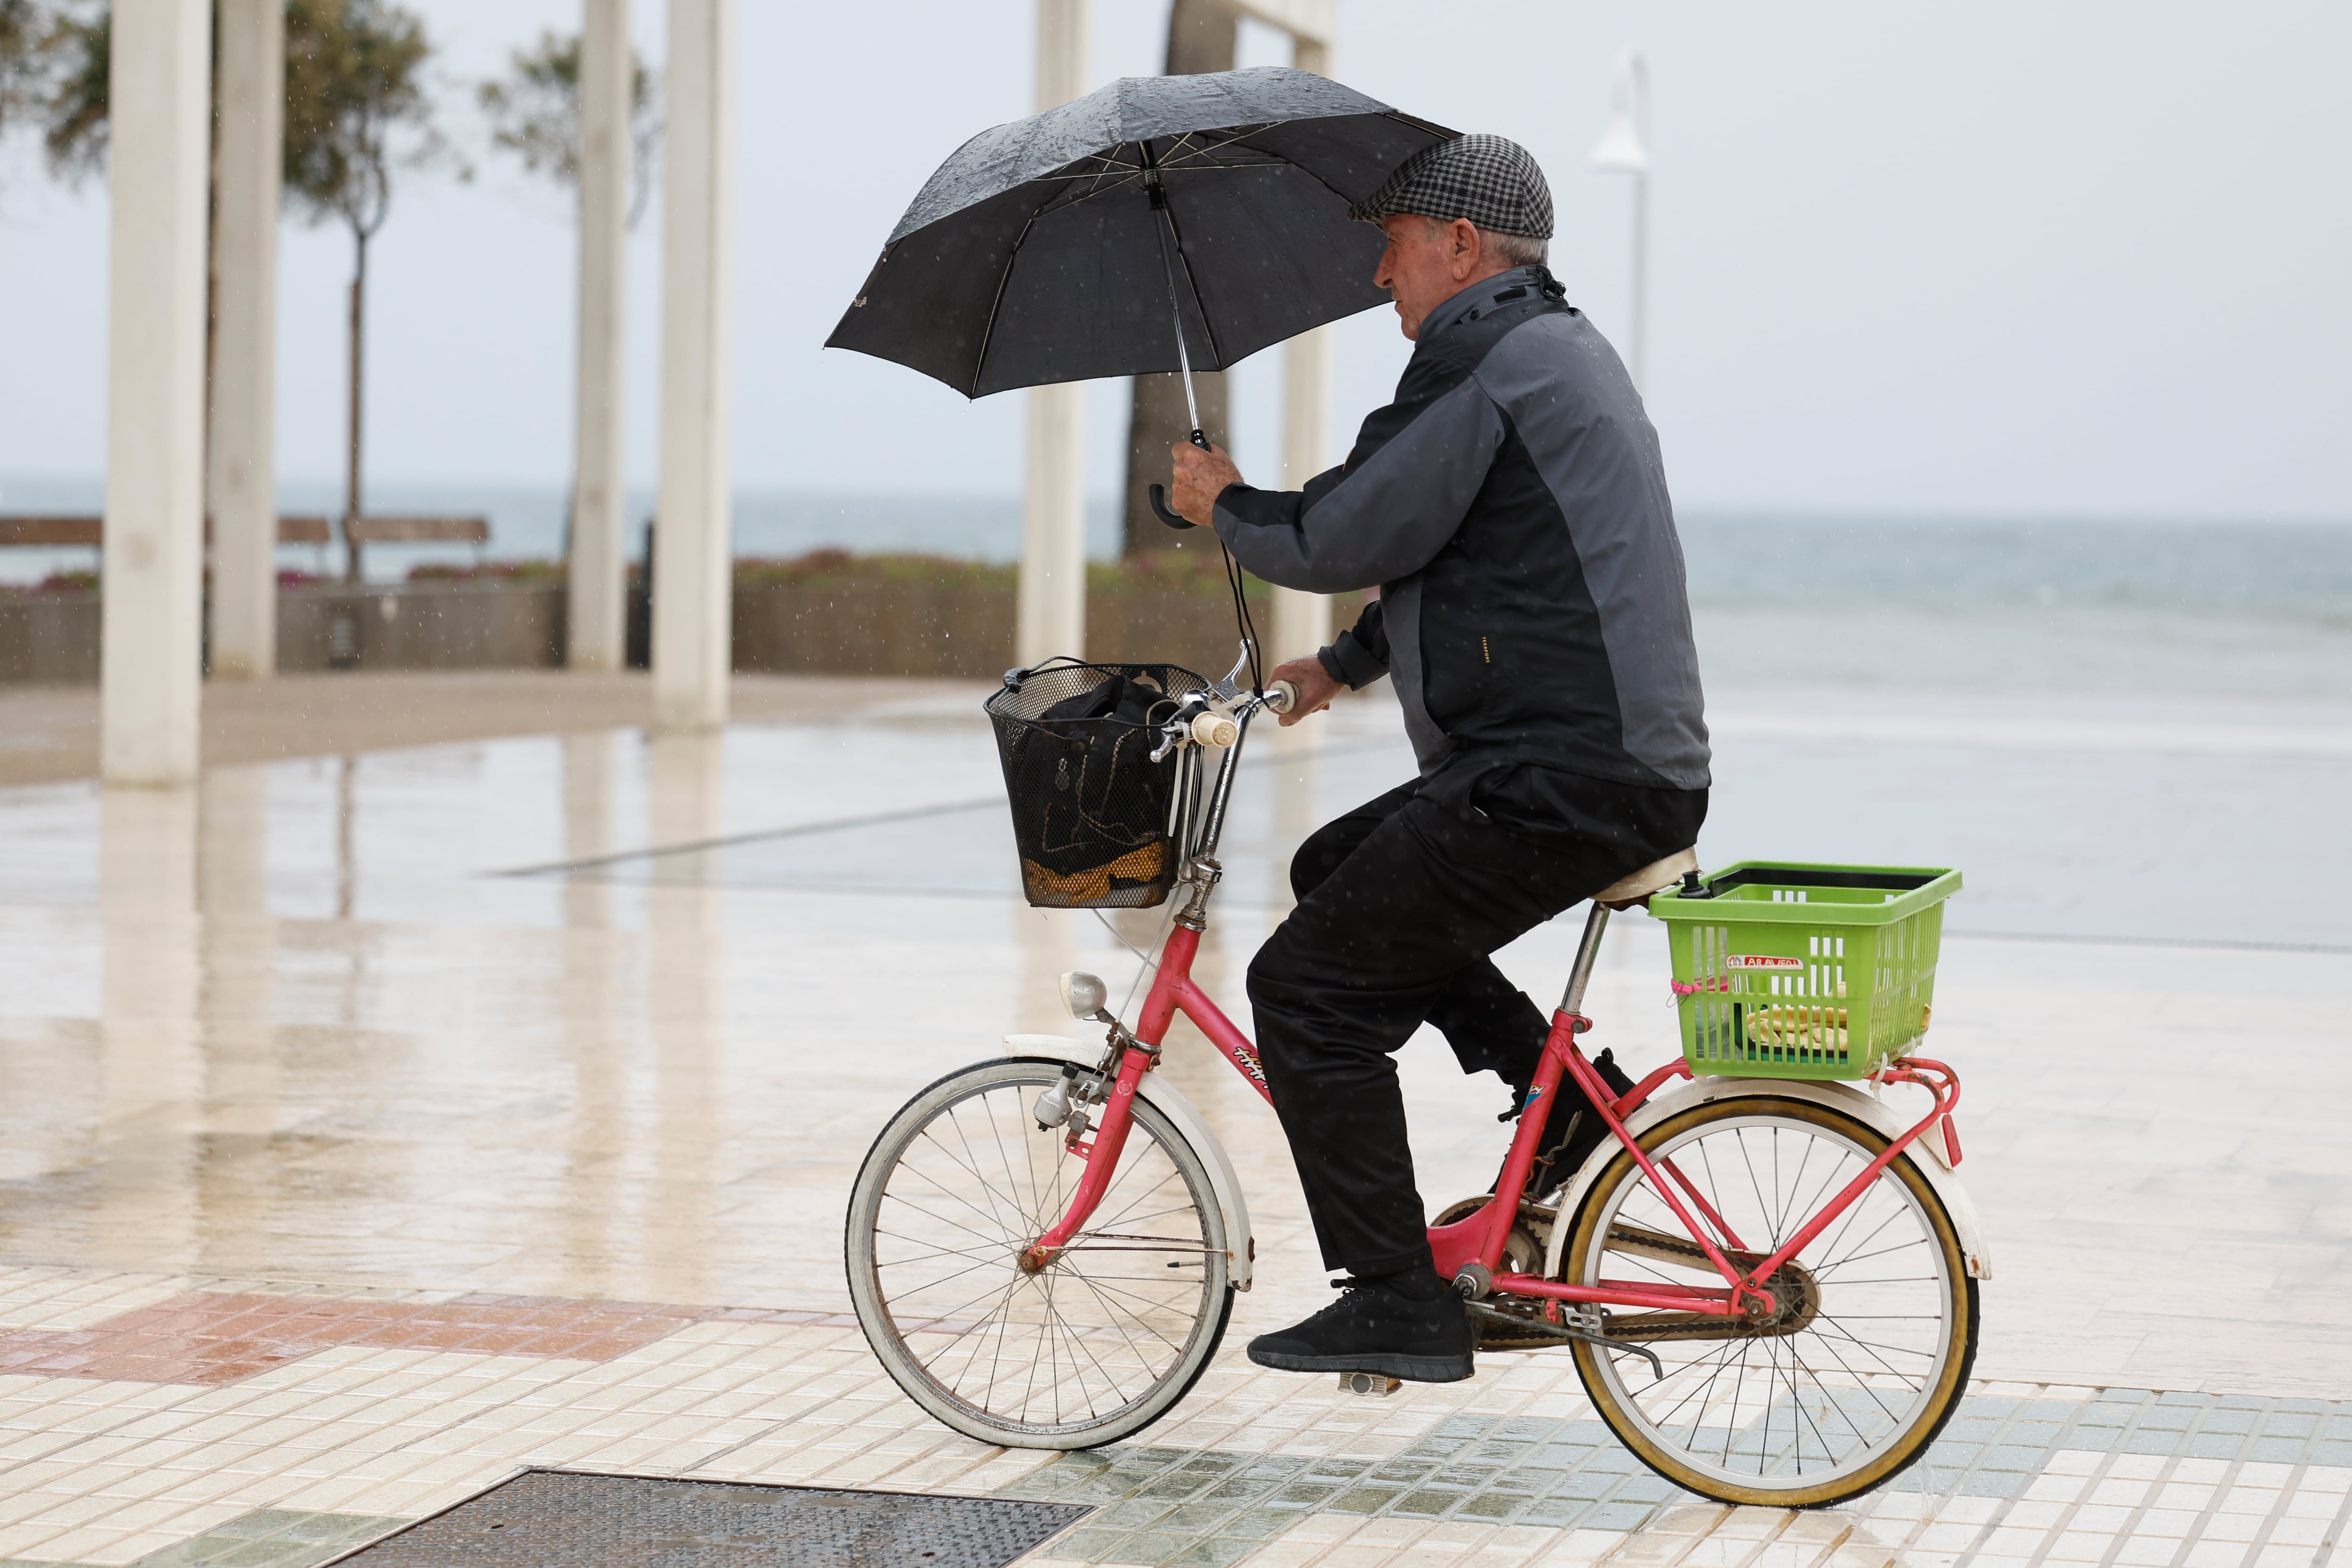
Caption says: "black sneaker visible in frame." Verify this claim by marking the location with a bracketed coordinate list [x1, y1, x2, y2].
[1245, 1276, 1475, 1383]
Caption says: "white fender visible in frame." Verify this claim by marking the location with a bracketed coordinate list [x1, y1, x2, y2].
[1539, 1076, 1992, 1284]
[1003, 1036, 1254, 1291]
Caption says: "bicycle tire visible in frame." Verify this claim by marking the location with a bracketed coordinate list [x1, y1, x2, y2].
[845, 1058, 1234, 1449]
[1561, 1095, 1978, 1507]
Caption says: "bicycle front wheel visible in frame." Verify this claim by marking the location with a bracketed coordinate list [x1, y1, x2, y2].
[1562, 1096, 1977, 1507]
[845, 1058, 1233, 1449]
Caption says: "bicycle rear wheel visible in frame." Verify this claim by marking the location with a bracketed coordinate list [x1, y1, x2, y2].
[845, 1058, 1233, 1449]
[1561, 1096, 1976, 1507]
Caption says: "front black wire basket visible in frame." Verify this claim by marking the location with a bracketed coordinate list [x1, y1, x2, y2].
[985, 659, 1210, 909]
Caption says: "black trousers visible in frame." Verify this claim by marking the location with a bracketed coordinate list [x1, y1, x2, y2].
[1247, 773, 1704, 1278]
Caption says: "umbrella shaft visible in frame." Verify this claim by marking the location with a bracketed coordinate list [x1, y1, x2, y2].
[1147, 172, 1206, 445]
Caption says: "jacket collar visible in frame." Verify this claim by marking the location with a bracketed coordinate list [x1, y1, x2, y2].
[1414, 264, 1563, 346]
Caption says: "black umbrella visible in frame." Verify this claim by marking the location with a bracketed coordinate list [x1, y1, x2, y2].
[826, 67, 1455, 499]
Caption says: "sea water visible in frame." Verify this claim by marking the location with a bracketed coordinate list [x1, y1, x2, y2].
[6, 477, 2346, 946]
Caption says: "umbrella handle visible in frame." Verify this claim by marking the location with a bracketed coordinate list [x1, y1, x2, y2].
[1148, 485, 1197, 531]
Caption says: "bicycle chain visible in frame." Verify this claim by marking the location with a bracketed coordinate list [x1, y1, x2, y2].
[1471, 1221, 1821, 1348]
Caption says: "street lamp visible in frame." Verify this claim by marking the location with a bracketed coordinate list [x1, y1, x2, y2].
[1589, 48, 1650, 395]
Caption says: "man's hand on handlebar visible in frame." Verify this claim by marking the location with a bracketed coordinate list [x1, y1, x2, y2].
[1268, 655, 1339, 727]
[1170, 441, 1242, 528]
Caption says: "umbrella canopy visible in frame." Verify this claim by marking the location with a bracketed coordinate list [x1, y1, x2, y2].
[825, 67, 1457, 399]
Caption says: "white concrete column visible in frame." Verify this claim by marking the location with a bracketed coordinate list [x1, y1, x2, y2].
[653, 0, 737, 728]
[1017, 0, 1090, 669]
[1018, 384, 1087, 666]
[1273, 325, 1334, 659]
[1271, 31, 1336, 661]
[570, 0, 631, 673]
[207, 0, 283, 684]
[103, 0, 212, 785]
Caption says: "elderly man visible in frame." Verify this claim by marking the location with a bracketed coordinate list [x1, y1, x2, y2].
[1167, 134, 1710, 1383]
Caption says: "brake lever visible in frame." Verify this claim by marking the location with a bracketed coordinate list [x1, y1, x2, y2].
[1214, 641, 1253, 700]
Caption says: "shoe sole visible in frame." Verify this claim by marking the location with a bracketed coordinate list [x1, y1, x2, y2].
[1245, 1345, 1474, 1383]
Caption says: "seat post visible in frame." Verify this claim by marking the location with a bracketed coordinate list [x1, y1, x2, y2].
[1559, 901, 1611, 1015]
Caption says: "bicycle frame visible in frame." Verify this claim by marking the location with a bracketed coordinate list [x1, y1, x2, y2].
[1018, 698, 1965, 1329]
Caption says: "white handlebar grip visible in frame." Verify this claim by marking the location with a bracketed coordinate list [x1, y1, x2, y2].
[1191, 712, 1240, 748]
[1268, 680, 1300, 715]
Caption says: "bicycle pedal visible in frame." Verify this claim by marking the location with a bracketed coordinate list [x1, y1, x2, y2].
[1337, 1371, 1402, 1397]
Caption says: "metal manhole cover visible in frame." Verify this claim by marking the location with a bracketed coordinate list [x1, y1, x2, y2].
[325, 1470, 1091, 1567]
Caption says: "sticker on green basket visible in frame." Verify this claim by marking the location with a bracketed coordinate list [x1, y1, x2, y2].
[1725, 955, 1804, 971]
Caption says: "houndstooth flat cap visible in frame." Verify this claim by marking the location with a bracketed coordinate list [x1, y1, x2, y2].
[1347, 133, 1554, 239]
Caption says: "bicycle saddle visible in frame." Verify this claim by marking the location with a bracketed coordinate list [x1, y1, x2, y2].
[1593, 846, 1699, 910]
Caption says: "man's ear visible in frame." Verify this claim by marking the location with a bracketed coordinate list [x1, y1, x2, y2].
[1447, 217, 1482, 278]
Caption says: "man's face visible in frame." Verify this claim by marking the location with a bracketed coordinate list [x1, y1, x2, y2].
[1373, 214, 1480, 341]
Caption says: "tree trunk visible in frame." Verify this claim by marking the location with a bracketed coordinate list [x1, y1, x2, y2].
[1121, 0, 1239, 557]
[343, 228, 366, 581]
[204, 121, 221, 519]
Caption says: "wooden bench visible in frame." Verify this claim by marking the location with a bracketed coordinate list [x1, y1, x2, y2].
[0, 516, 336, 547]
[0, 514, 485, 579]
[340, 515, 490, 547]
[342, 516, 491, 579]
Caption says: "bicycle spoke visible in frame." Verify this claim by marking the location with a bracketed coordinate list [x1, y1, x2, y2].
[1057, 1264, 1193, 1358]
[1733, 1130, 1776, 1250]
[1801, 1322, 1910, 1422]
[1808, 1235, 1927, 1277]
[876, 1185, 1016, 1249]
[910, 1124, 1028, 1241]
[853, 1068, 1223, 1441]
[1572, 1106, 1962, 1497]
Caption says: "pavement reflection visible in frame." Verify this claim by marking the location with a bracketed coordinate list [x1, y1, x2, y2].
[0, 676, 2346, 1406]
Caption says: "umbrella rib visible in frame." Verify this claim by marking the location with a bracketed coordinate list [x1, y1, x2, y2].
[1155, 124, 1285, 168]
[1158, 194, 1226, 369]
[968, 207, 1042, 399]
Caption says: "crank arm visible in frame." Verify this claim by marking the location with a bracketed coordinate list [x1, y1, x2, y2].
[1463, 1300, 1664, 1382]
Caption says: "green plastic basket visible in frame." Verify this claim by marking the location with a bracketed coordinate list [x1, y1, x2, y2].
[1647, 861, 1962, 1081]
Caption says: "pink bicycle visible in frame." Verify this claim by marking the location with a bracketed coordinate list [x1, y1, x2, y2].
[847, 660, 1987, 1507]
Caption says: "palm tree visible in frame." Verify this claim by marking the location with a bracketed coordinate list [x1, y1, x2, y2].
[0, 0, 55, 165]
[28, 0, 452, 581]
[1122, 0, 1238, 556]
[281, 0, 449, 579]
[24, 0, 105, 183]
[477, 28, 660, 227]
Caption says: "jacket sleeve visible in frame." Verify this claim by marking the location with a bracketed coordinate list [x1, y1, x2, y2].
[1317, 599, 1390, 690]
[1207, 376, 1504, 594]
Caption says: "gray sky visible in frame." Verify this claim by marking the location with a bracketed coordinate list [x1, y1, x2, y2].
[0, 0, 2346, 521]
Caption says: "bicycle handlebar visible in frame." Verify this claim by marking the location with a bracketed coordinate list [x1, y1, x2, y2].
[1164, 680, 1297, 747]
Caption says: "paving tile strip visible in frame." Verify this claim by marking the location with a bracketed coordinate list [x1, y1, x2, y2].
[0, 1291, 846, 1387]
[4, 1273, 2352, 1567]
[992, 1391, 2352, 1568]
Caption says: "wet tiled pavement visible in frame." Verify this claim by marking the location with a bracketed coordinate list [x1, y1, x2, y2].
[0, 676, 2347, 1565]
[7, 1261, 2352, 1565]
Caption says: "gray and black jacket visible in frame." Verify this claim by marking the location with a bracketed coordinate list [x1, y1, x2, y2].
[1211, 265, 1710, 795]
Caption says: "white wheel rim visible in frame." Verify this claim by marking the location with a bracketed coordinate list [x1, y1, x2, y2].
[856, 1067, 1224, 1437]
[1578, 1112, 1958, 1493]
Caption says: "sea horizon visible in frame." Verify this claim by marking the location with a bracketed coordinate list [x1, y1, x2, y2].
[4, 474, 2349, 623]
